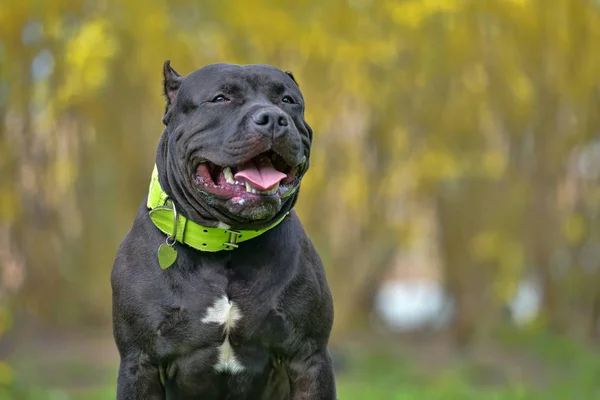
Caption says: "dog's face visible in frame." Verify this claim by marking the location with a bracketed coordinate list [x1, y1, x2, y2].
[161, 62, 312, 223]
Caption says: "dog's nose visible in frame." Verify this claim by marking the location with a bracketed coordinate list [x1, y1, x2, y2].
[251, 108, 289, 136]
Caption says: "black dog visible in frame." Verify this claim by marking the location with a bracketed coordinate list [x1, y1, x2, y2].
[111, 61, 337, 399]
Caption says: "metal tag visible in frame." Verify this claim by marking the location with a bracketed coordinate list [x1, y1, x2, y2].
[158, 243, 177, 269]
[157, 198, 179, 269]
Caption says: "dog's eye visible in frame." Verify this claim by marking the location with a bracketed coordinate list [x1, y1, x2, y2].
[282, 96, 295, 104]
[212, 95, 228, 103]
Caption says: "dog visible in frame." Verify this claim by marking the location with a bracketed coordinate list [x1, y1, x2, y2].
[111, 61, 337, 399]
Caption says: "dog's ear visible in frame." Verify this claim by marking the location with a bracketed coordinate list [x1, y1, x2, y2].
[285, 71, 299, 87]
[163, 60, 184, 106]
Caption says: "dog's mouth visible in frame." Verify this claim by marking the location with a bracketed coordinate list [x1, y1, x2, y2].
[193, 151, 306, 200]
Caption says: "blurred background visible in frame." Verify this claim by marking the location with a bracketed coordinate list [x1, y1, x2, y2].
[1, 0, 600, 399]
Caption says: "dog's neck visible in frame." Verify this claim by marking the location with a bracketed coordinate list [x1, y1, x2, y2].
[154, 131, 297, 231]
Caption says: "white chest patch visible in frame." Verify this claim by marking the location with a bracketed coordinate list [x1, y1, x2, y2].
[202, 296, 244, 373]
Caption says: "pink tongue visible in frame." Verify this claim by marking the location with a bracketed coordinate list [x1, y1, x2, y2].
[234, 157, 287, 190]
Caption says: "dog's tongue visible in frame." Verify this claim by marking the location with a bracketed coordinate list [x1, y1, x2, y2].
[234, 156, 287, 190]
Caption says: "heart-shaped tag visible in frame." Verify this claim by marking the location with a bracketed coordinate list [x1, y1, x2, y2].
[157, 243, 177, 269]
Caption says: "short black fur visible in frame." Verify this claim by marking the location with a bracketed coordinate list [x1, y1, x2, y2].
[111, 62, 337, 399]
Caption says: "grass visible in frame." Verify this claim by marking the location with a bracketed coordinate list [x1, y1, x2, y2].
[335, 348, 536, 400]
[3, 331, 600, 400]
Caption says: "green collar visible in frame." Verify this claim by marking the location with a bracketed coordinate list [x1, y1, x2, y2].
[147, 164, 287, 252]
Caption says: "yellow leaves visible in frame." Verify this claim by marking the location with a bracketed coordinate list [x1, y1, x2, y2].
[499, 241, 525, 275]
[140, 7, 168, 34]
[390, 126, 410, 154]
[507, 0, 528, 6]
[44, 14, 65, 40]
[57, 19, 117, 107]
[0, 1, 30, 45]
[215, 2, 306, 59]
[409, 147, 507, 186]
[470, 230, 524, 265]
[562, 213, 587, 245]
[480, 151, 508, 180]
[0, 191, 19, 225]
[387, 0, 465, 28]
[66, 18, 117, 78]
[417, 149, 461, 182]
[53, 159, 77, 194]
[298, 148, 327, 194]
[126, 4, 176, 85]
[470, 231, 501, 263]
[511, 70, 533, 104]
[339, 143, 370, 216]
[462, 63, 488, 94]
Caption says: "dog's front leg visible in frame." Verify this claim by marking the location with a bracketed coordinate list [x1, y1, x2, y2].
[288, 346, 337, 400]
[116, 351, 165, 400]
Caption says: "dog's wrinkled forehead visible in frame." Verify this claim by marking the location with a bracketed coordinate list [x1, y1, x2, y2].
[178, 64, 303, 103]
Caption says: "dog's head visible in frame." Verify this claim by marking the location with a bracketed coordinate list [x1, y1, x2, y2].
[159, 61, 312, 227]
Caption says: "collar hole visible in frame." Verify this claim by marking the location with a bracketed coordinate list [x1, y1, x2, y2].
[203, 229, 208, 233]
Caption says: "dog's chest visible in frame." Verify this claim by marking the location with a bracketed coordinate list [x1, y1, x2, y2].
[153, 275, 291, 377]
[200, 295, 244, 373]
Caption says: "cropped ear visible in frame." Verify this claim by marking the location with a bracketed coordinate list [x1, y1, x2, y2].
[163, 60, 184, 107]
[285, 71, 299, 87]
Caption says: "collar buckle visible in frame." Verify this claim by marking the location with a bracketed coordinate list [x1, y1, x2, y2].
[224, 230, 241, 250]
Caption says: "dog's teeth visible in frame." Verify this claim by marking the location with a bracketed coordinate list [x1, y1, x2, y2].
[223, 167, 235, 184]
[261, 183, 279, 195]
[243, 180, 279, 194]
[235, 180, 240, 185]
